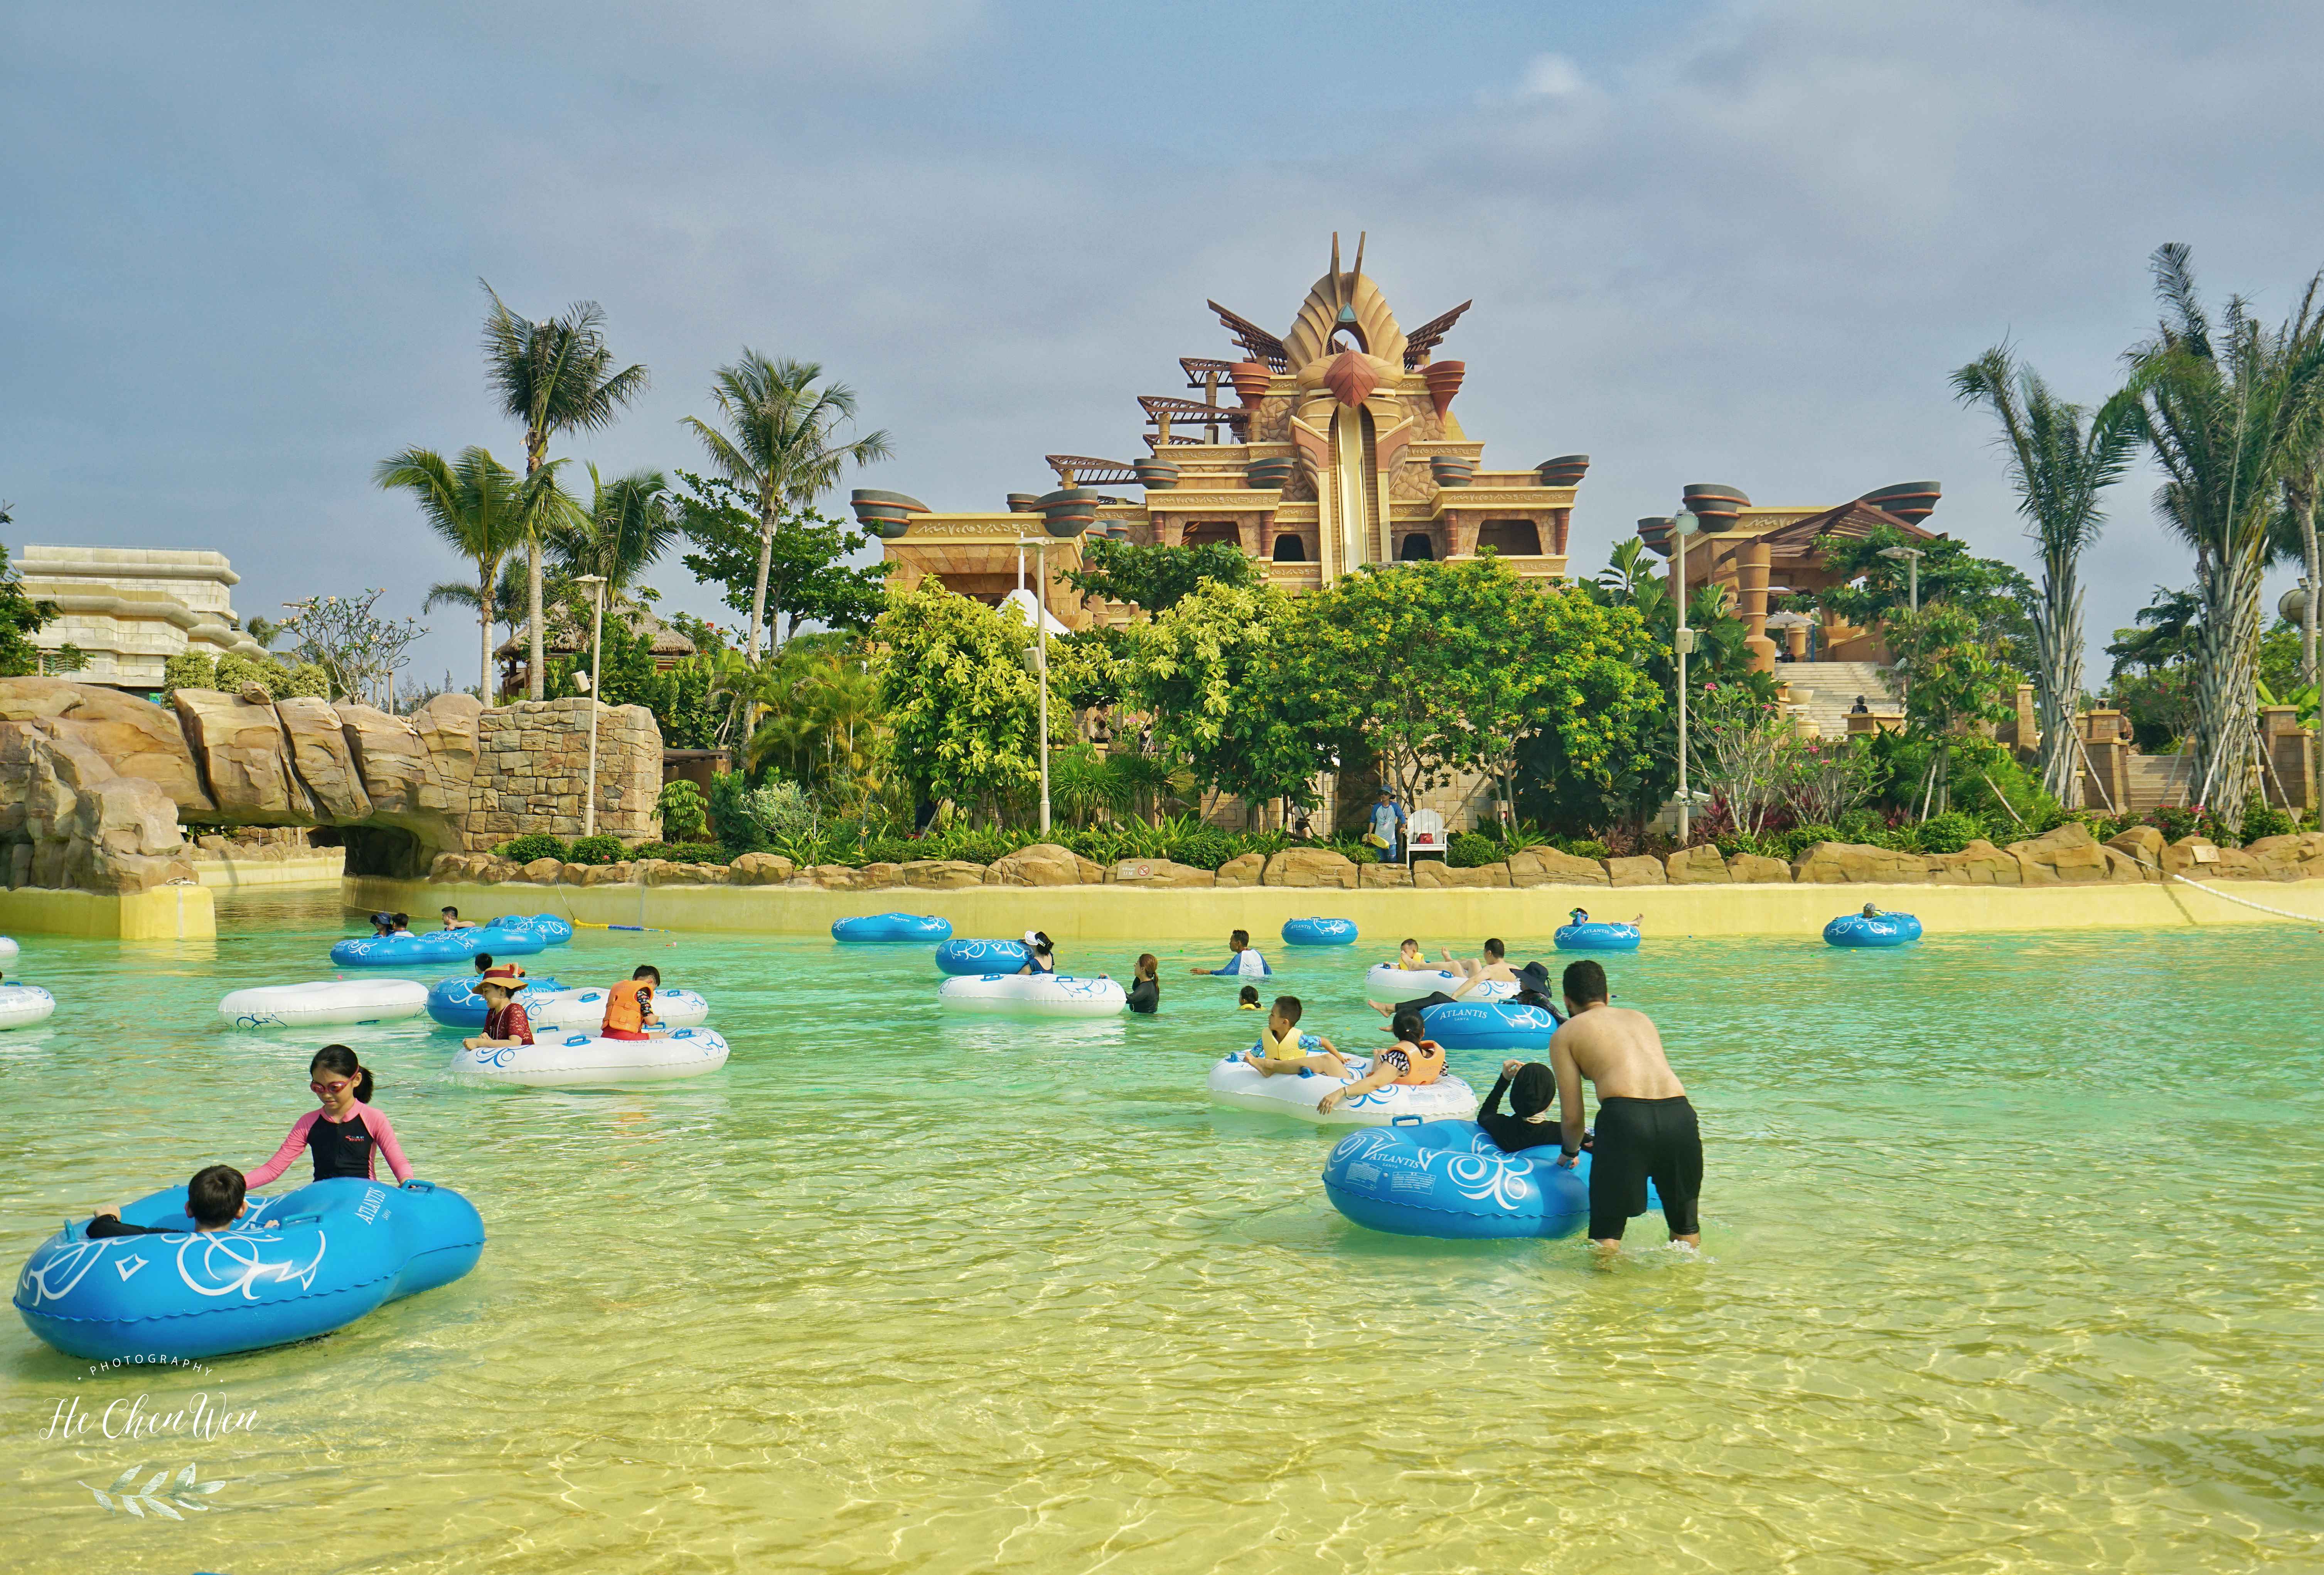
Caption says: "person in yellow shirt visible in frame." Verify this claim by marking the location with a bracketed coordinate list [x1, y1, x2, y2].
[600, 965, 666, 1042]
[1239, 996, 1349, 1078]
[1392, 938, 1429, 970]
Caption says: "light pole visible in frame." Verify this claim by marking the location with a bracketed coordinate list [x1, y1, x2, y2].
[1670, 510, 1701, 841]
[573, 573, 607, 838]
[1028, 536, 1053, 835]
[1876, 544, 1924, 712]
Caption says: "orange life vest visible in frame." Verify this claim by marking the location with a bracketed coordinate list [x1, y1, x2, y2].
[1390, 1039, 1446, 1086]
[603, 979, 652, 1035]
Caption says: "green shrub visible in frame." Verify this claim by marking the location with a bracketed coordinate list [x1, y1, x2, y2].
[277, 660, 330, 699]
[2149, 805, 2198, 845]
[214, 653, 272, 698]
[565, 833, 625, 865]
[499, 832, 568, 864]
[625, 841, 726, 864]
[1447, 831, 1502, 868]
[2238, 802, 2295, 844]
[1555, 837, 1611, 861]
[657, 780, 708, 843]
[1776, 823, 1842, 859]
[1913, 810, 1982, 855]
[162, 651, 217, 695]
[707, 771, 766, 856]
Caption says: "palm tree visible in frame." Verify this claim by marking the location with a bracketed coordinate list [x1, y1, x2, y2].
[2127, 244, 2324, 823]
[682, 351, 891, 660]
[376, 445, 535, 698]
[479, 283, 649, 698]
[553, 464, 680, 605]
[1951, 345, 2142, 800]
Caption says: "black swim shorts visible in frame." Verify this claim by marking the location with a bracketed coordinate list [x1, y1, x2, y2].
[1588, 1095, 1702, 1241]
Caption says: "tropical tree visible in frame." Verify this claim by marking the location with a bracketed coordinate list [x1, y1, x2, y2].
[1887, 602, 2019, 815]
[681, 352, 891, 661]
[479, 283, 649, 699]
[554, 464, 679, 605]
[675, 471, 892, 640]
[1060, 538, 1259, 615]
[1951, 345, 2142, 798]
[871, 577, 1066, 824]
[0, 531, 69, 678]
[1805, 523, 2039, 675]
[1121, 578, 1325, 813]
[2127, 243, 2324, 824]
[375, 445, 538, 698]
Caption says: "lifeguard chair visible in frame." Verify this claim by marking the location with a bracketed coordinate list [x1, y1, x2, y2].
[1405, 808, 1448, 865]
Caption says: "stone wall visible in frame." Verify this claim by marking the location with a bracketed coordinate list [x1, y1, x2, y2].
[469, 697, 660, 849]
[0, 679, 663, 894]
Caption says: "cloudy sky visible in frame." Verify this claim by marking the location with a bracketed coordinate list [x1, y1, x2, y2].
[7, 0, 2321, 689]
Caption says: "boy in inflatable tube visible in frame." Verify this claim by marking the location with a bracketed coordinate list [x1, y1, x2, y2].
[85, 1165, 270, 1239]
[1239, 996, 1349, 1079]
[1550, 960, 1701, 1254]
[600, 966, 665, 1041]
[1317, 1009, 1444, 1115]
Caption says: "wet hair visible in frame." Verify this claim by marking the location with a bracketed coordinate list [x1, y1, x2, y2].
[186, 1164, 246, 1228]
[1400, 938, 1418, 950]
[1390, 1008, 1425, 1042]
[632, 965, 661, 984]
[1483, 938, 1505, 961]
[441, 905, 459, 917]
[1229, 929, 1250, 949]
[1136, 953, 1158, 981]
[310, 1044, 373, 1104]
[1510, 1063, 1555, 1120]
[1562, 960, 1609, 1006]
[473, 953, 494, 974]
[391, 913, 410, 931]
[1273, 995, 1302, 1026]
[1237, 983, 1260, 1005]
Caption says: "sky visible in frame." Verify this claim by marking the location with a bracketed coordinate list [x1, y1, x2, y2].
[7, 0, 2323, 691]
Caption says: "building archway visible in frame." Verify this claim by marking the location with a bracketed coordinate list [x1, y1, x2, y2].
[1475, 519, 1542, 555]
[1397, 532, 1435, 562]
[1182, 520, 1240, 550]
[1271, 533, 1308, 563]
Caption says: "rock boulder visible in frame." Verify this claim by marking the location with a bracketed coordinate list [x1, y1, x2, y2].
[2005, 822, 2124, 884]
[1607, 855, 1667, 888]
[1505, 847, 1610, 887]
[985, 843, 1104, 887]
[1792, 841, 1930, 884]
[172, 688, 313, 825]
[1926, 838, 2022, 885]
[1107, 859, 1215, 888]
[1665, 845, 1730, 884]
[899, 858, 984, 889]
[0, 677, 212, 815]
[1358, 862, 1412, 888]
[1725, 853, 1791, 884]
[1261, 848, 1360, 889]
[732, 852, 799, 885]
[1214, 852, 1266, 888]
[1414, 860, 1508, 889]
[275, 696, 372, 823]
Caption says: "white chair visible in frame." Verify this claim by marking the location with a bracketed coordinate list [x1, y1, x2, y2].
[1405, 808, 1448, 865]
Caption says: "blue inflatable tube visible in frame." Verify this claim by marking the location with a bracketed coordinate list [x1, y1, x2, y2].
[489, 912, 574, 944]
[1421, 1000, 1562, 1052]
[1323, 1121, 1657, 1240]
[330, 926, 546, 968]
[425, 975, 568, 1029]
[1281, 917, 1358, 947]
[13, 1177, 485, 1361]
[934, 938, 1033, 975]
[1823, 912, 1923, 948]
[831, 912, 954, 944]
[1554, 921, 1639, 952]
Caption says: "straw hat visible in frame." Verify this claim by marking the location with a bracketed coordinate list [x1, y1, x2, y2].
[477, 964, 527, 993]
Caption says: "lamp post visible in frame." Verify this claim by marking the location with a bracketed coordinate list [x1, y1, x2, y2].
[573, 573, 607, 838]
[1670, 509, 1701, 841]
[1876, 544, 1924, 712]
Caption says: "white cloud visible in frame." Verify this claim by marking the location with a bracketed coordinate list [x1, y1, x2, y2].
[1518, 52, 1586, 99]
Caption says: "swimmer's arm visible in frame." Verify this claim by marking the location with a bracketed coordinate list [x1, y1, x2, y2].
[1550, 1034, 1586, 1161]
[1481, 1070, 1512, 1120]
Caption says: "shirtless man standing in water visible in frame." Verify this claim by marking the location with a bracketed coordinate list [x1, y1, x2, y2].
[1549, 959, 1702, 1253]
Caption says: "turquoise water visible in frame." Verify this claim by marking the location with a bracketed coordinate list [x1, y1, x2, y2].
[3, 891, 2321, 1572]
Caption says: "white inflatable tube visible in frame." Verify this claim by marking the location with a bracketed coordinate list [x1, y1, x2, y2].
[450, 1026, 730, 1088]
[217, 979, 430, 1030]
[0, 984, 57, 1031]
[0, 936, 20, 964]
[1362, 965, 1517, 1004]
[526, 987, 711, 1032]
[1205, 1049, 1477, 1126]
[937, 973, 1127, 1018]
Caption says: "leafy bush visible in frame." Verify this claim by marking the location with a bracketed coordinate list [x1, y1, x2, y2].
[278, 660, 331, 699]
[625, 841, 726, 865]
[1913, 810, 1983, 855]
[214, 653, 272, 697]
[1775, 823, 1841, 859]
[707, 771, 765, 856]
[162, 651, 217, 695]
[2149, 805, 2198, 845]
[499, 833, 568, 864]
[565, 834, 625, 866]
[2238, 802, 2295, 844]
[657, 780, 708, 843]
[1447, 831, 1502, 868]
[743, 780, 819, 839]
[1554, 837, 1610, 861]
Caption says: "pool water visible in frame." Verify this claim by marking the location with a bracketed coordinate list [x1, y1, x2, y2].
[3, 892, 2320, 1573]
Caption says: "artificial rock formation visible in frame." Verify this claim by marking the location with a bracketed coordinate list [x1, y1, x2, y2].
[0, 680, 663, 893]
[985, 843, 1106, 887]
[1261, 848, 1361, 889]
